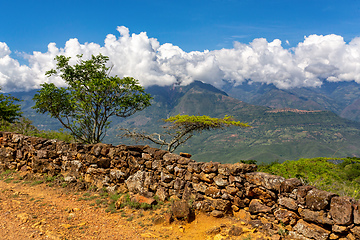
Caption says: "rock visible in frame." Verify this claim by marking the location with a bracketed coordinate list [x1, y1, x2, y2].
[217, 164, 231, 176]
[192, 182, 207, 193]
[178, 157, 191, 165]
[228, 175, 242, 184]
[229, 163, 257, 175]
[131, 194, 156, 205]
[245, 172, 285, 191]
[213, 175, 228, 187]
[163, 152, 181, 163]
[160, 172, 174, 183]
[234, 209, 251, 222]
[293, 219, 330, 240]
[201, 162, 219, 173]
[305, 188, 337, 211]
[171, 200, 191, 220]
[353, 199, 360, 224]
[249, 199, 272, 213]
[173, 178, 184, 190]
[228, 225, 243, 236]
[246, 186, 275, 203]
[179, 152, 192, 158]
[288, 231, 312, 240]
[187, 162, 202, 173]
[153, 216, 165, 225]
[350, 226, 360, 239]
[298, 208, 334, 225]
[278, 197, 298, 210]
[329, 196, 353, 225]
[280, 178, 302, 193]
[125, 170, 154, 197]
[210, 210, 224, 218]
[155, 187, 168, 202]
[212, 199, 231, 212]
[205, 186, 221, 198]
[274, 208, 299, 225]
[64, 176, 77, 183]
[109, 169, 127, 182]
[332, 225, 348, 233]
[329, 233, 340, 240]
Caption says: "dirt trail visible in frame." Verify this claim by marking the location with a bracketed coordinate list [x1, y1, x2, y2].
[0, 173, 280, 240]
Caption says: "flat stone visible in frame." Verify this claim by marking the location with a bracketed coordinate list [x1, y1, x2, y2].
[280, 178, 302, 193]
[245, 172, 285, 191]
[353, 199, 360, 224]
[306, 188, 337, 211]
[210, 210, 224, 218]
[274, 208, 299, 225]
[278, 197, 298, 210]
[293, 219, 330, 240]
[205, 186, 221, 198]
[329, 196, 353, 225]
[192, 182, 208, 193]
[229, 163, 257, 175]
[213, 175, 228, 187]
[332, 225, 348, 233]
[201, 162, 219, 173]
[350, 226, 360, 239]
[298, 208, 334, 225]
[248, 199, 272, 214]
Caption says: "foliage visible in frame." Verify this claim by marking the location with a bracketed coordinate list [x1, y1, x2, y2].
[0, 88, 22, 123]
[33, 54, 152, 144]
[0, 117, 74, 143]
[120, 114, 250, 152]
[258, 157, 360, 199]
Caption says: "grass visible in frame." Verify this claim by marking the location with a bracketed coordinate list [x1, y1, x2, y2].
[31, 180, 44, 186]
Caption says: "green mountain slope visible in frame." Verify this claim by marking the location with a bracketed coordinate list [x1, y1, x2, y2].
[223, 80, 360, 122]
[10, 81, 360, 164]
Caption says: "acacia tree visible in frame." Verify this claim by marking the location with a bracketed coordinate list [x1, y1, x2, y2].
[33, 54, 152, 144]
[0, 88, 22, 123]
[120, 114, 250, 152]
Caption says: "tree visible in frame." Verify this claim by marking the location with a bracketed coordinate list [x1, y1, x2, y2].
[120, 114, 250, 152]
[0, 88, 22, 123]
[33, 54, 152, 144]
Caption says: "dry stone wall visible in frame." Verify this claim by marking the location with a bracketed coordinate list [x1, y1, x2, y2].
[0, 131, 359, 239]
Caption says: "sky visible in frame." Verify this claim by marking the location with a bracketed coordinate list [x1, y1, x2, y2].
[1, 0, 360, 92]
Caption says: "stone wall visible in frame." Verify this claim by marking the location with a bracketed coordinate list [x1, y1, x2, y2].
[0, 131, 359, 239]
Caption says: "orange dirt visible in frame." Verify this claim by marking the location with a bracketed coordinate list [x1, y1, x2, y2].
[0, 173, 283, 240]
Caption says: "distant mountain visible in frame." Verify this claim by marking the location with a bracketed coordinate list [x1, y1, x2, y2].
[9, 81, 360, 164]
[223, 80, 360, 122]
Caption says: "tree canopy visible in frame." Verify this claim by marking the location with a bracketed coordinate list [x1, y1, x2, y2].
[120, 114, 250, 152]
[0, 88, 22, 123]
[33, 54, 152, 144]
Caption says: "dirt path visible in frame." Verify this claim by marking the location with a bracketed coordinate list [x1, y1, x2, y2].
[0, 172, 281, 240]
[0, 180, 146, 239]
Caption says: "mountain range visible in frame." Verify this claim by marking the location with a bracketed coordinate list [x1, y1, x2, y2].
[9, 80, 360, 164]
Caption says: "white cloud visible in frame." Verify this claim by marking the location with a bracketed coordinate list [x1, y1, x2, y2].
[1, 26, 360, 92]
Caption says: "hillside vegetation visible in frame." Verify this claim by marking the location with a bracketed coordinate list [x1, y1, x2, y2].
[259, 157, 360, 199]
[9, 81, 360, 163]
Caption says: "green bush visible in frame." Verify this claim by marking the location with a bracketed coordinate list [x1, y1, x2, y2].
[258, 157, 360, 199]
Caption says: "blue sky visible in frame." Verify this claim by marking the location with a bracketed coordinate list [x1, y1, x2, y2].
[2, 0, 359, 53]
[1, 0, 360, 91]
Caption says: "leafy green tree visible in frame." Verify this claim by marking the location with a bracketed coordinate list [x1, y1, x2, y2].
[120, 114, 250, 152]
[33, 54, 152, 144]
[0, 88, 22, 123]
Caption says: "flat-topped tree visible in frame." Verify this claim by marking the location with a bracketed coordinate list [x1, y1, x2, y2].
[120, 114, 251, 152]
[33, 54, 152, 144]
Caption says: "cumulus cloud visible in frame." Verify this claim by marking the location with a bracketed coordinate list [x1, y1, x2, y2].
[1, 26, 360, 92]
